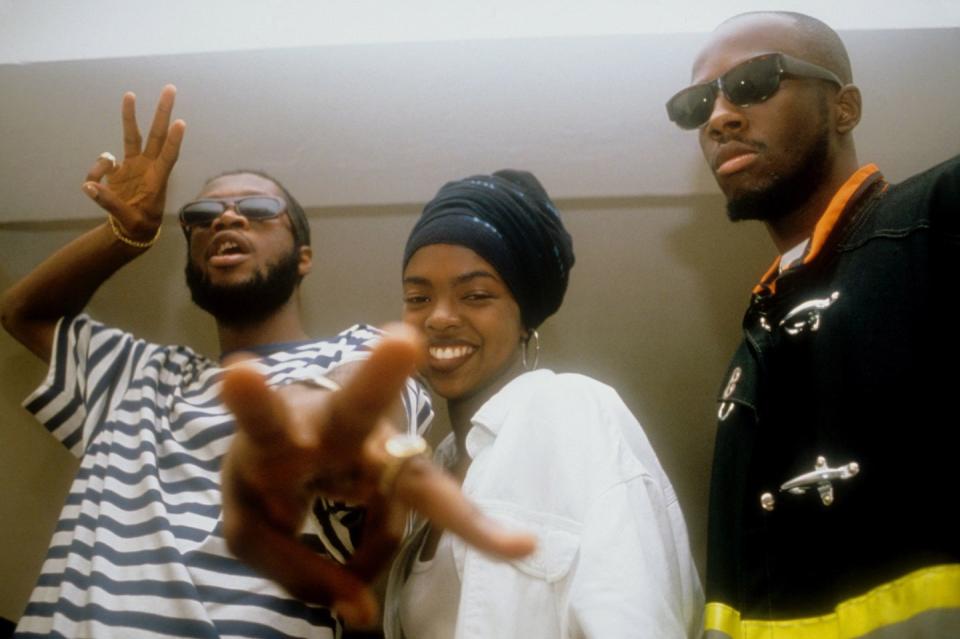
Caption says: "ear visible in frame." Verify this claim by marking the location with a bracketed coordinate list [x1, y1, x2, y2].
[834, 84, 862, 134]
[521, 324, 532, 342]
[297, 245, 313, 277]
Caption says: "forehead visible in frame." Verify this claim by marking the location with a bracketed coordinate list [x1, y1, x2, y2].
[692, 14, 803, 83]
[198, 173, 283, 200]
[404, 243, 502, 282]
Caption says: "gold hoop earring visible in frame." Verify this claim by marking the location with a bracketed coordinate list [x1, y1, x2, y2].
[521, 329, 540, 370]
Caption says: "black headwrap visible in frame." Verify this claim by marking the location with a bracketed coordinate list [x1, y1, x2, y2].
[402, 169, 575, 329]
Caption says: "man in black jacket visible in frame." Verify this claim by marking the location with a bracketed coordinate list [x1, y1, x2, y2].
[666, 11, 960, 637]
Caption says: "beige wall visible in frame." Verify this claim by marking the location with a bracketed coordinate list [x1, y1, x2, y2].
[0, 193, 771, 621]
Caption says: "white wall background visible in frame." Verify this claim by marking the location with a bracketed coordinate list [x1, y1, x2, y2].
[3, 0, 960, 64]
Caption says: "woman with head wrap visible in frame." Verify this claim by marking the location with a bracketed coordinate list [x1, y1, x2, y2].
[385, 170, 703, 638]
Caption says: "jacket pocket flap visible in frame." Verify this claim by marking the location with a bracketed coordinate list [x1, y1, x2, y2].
[475, 502, 582, 582]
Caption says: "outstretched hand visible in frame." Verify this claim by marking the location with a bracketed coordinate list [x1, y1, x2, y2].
[219, 324, 536, 627]
[82, 84, 186, 243]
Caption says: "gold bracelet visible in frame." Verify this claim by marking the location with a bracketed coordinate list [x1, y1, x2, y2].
[107, 215, 161, 249]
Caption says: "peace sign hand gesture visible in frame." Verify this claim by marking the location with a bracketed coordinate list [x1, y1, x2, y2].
[82, 84, 185, 244]
[220, 325, 536, 627]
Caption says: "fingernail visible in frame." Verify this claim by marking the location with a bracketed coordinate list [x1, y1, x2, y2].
[82, 183, 98, 199]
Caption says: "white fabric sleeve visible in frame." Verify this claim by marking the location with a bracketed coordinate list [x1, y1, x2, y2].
[568, 475, 696, 638]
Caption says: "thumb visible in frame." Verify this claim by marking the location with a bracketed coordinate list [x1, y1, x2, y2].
[83, 181, 150, 237]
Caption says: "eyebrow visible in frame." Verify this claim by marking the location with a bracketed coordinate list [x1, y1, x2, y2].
[402, 270, 500, 286]
[195, 192, 276, 200]
[454, 270, 499, 285]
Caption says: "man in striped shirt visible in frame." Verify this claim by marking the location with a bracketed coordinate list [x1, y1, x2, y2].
[0, 86, 532, 638]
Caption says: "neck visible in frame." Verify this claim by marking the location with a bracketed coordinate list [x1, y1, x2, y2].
[214, 294, 308, 354]
[447, 354, 526, 453]
[448, 401, 478, 451]
[765, 152, 860, 254]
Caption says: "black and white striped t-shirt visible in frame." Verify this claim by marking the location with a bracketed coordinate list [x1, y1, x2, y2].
[16, 315, 432, 638]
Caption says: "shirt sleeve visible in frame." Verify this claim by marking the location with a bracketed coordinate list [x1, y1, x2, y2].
[568, 475, 702, 638]
[566, 382, 703, 638]
[21, 314, 160, 457]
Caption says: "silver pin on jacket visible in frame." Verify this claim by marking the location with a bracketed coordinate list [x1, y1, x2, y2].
[780, 455, 860, 506]
[779, 291, 840, 335]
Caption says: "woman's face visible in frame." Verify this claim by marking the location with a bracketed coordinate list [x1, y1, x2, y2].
[402, 243, 526, 403]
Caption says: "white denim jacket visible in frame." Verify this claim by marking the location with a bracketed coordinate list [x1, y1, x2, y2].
[384, 370, 703, 638]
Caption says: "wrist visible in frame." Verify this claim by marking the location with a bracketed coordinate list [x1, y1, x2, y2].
[107, 215, 161, 249]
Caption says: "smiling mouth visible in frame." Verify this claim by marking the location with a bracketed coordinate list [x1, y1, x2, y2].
[429, 345, 476, 360]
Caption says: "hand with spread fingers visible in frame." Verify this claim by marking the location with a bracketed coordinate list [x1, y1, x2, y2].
[82, 84, 186, 247]
[219, 324, 537, 627]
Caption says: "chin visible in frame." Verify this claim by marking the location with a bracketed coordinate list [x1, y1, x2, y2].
[423, 376, 464, 402]
[184, 250, 301, 325]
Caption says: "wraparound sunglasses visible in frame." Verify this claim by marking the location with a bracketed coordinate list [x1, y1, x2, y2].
[666, 53, 843, 130]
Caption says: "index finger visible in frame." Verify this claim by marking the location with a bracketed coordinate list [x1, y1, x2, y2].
[221, 363, 293, 448]
[325, 324, 421, 454]
[142, 84, 177, 159]
[121, 92, 142, 159]
[396, 459, 538, 559]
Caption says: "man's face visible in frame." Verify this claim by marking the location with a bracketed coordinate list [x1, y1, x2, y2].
[183, 173, 311, 325]
[691, 16, 835, 221]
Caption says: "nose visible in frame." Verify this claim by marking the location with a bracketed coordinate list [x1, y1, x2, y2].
[210, 205, 250, 232]
[705, 92, 748, 140]
[425, 297, 461, 332]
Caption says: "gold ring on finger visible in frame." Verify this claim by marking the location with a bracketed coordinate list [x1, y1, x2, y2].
[379, 433, 430, 496]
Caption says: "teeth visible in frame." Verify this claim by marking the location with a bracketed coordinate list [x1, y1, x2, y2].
[429, 345, 474, 360]
[216, 241, 239, 256]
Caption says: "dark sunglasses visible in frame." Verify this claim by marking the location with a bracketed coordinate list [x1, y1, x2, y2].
[666, 53, 843, 130]
[178, 196, 287, 229]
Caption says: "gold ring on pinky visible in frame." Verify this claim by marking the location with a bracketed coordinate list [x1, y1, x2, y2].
[98, 151, 117, 168]
[379, 433, 431, 496]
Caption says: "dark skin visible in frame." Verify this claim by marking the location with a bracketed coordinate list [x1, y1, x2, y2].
[185, 171, 314, 354]
[0, 85, 535, 628]
[0, 85, 184, 360]
[692, 14, 863, 252]
[401, 244, 529, 560]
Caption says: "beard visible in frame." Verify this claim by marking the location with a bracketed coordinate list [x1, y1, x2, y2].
[725, 106, 832, 223]
[185, 247, 302, 327]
